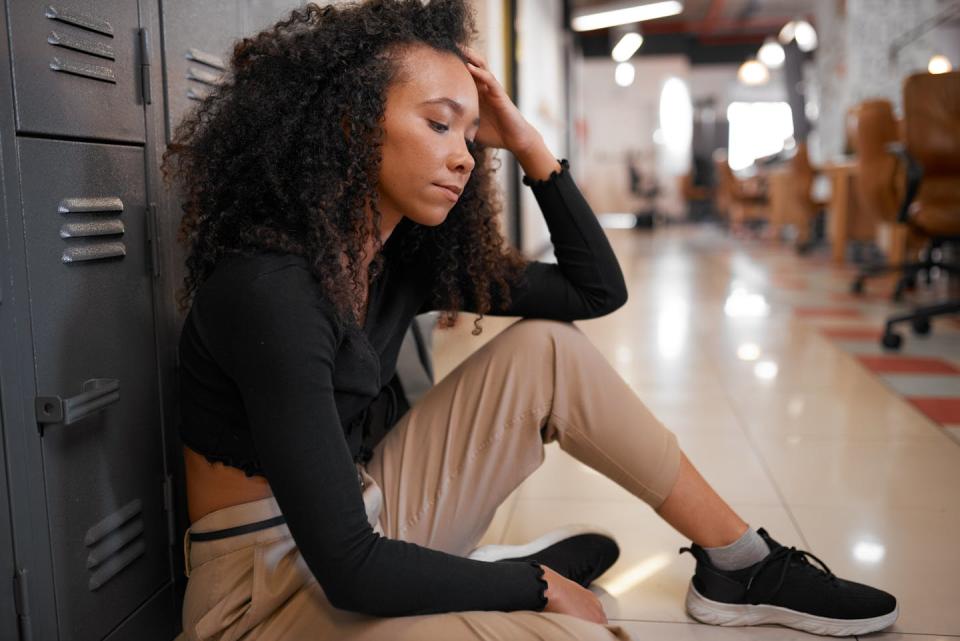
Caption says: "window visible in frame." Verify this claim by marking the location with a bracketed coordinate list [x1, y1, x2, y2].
[726, 101, 794, 171]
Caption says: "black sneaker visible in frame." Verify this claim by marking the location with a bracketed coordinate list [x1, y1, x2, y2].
[679, 528, 898, 636]
[468, 525, 620, 587]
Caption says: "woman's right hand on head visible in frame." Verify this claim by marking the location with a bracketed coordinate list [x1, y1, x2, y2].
[540, 564, 609, 625]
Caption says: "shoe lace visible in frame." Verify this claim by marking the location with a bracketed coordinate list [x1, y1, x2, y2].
[745, 545, 838, 602]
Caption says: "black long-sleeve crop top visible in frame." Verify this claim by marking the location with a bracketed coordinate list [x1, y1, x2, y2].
[177, 160, 627, 616]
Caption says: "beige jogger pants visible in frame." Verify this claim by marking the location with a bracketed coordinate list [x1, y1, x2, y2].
[180, 319, 682, 641]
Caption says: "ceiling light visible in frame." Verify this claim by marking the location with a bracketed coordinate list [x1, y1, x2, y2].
[615, 61, 636, 87]
[793, 20, 818, 52]
[758, 37, 785, 69]
[778, 21, 796, 45]
[737, 58, 770, 85]
[612, 32, 644, 62]
[929, 54, 953, 74]
[572, 0, 683, 32]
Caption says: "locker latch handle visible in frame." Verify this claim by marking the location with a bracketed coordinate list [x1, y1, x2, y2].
[35, 378, 120, 433]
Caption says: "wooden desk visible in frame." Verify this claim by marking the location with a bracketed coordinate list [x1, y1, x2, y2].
[824, 160, 857, 263]
[765, 167, 819, 245]
[767, 168, 799, 236]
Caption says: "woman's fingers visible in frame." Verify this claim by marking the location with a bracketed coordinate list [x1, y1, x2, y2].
[466, 62, 505, 97]
[461, 46, 488, 69]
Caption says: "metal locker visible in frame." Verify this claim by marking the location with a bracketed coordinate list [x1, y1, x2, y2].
[17, 137, 168, 641]
[243, 0, 303, 36]
[7, 1, 146, 142]
[159, 0, 243, 142]
[0, 408, 19, 641]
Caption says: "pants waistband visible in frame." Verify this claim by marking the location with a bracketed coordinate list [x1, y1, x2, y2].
[188, 514, 287, 542]
[183, 496, 289, 577]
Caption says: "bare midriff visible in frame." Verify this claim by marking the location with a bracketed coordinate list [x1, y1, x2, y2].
[183, 445, 274, 524]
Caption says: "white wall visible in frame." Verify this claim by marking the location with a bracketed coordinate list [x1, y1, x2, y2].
[469, 0, 513, 239]
[576, 55, 691, 217]
[516, 0, 567, 254]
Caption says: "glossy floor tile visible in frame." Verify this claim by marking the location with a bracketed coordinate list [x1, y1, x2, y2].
[431, 225, 960, 639]
[788, 505, 960, 636]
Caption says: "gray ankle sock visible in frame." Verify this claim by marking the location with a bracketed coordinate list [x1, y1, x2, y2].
[703, 526, 770, 571]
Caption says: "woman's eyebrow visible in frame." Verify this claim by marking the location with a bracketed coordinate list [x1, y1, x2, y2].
[420, 97, 481, 126]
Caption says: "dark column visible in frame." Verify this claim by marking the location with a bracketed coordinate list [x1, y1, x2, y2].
[783, 40, 810, 142]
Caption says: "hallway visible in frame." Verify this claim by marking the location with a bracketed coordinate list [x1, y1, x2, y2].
[433, 225, 960, 639]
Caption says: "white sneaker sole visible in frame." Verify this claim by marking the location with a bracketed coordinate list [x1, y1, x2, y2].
[467, 524, 615, 562]
[685, 581, 899, 637]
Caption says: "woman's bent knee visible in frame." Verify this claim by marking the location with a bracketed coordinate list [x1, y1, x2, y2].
[496, 319, 584, 354]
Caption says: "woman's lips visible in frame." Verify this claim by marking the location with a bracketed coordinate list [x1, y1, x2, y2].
[433, 184, 461, 202]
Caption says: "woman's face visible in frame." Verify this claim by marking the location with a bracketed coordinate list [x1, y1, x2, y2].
[376, 45, 480, 230]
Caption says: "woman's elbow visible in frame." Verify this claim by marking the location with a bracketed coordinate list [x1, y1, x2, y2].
[607, 281, 628, 312]
[322, 574, 371, 613]
[324, 577, 402, 617]
[594, 279, 628, 317]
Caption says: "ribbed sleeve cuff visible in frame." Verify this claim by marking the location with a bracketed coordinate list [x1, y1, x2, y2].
[531, 561, 549, 611]
[521, 158, 570, 189]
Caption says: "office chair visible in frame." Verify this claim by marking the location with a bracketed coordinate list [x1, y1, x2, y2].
[877, 71, 960, 349]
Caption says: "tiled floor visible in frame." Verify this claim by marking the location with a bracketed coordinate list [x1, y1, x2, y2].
[432, 225, 960, 640]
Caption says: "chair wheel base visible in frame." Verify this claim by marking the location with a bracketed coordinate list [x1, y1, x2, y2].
[881, 332, 903, 350]
[912, 317, 931, 336]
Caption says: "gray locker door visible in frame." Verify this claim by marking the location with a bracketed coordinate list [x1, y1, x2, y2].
[18, 138, 167, 641]
[159, 0, 243, 142]
[0, 405, 19, 641]
[7, 1, 145, 143]
[242, 0, 303, 36]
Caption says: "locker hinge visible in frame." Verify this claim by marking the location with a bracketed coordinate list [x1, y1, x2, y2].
[162, 474, 176, 547]
[138, 28, 152, 105]
[147, 202, 161, 280]
[13, 568, 33, 641]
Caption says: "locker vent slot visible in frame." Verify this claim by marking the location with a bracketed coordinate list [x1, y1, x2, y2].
[86, 519, 144, 569]
[59, 197, 126, 263]
[85, 499, 145, 591]
[49, 56, 116, 83]
[48, 30, 115, 60]
[45, 5, 115, 37]
[187, 87, 212, 102]
[62, 242, 126, 263]
[60, 220, 125, 238]
[58, 196, 124, 213]
[187, 66, 223, 87]
[186, 48, 226, 71]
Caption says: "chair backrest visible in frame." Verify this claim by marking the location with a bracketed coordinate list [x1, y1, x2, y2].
[852, 99, 901, 221]
[903, 71, 960, 177]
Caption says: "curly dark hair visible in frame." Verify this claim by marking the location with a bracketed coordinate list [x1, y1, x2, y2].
[161, 0, 529, 335]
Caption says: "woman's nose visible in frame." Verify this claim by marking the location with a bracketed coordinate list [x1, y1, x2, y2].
[448, 142, 475, 175]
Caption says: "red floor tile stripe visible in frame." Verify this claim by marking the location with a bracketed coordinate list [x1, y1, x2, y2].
[771, 278, 808, 290]
[907, 397, 960, 424]
[856, 355, 960, 375]
[828, 292, 890, 303]
[794, 307, 864, 318]
[819, 327, 883, 341]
